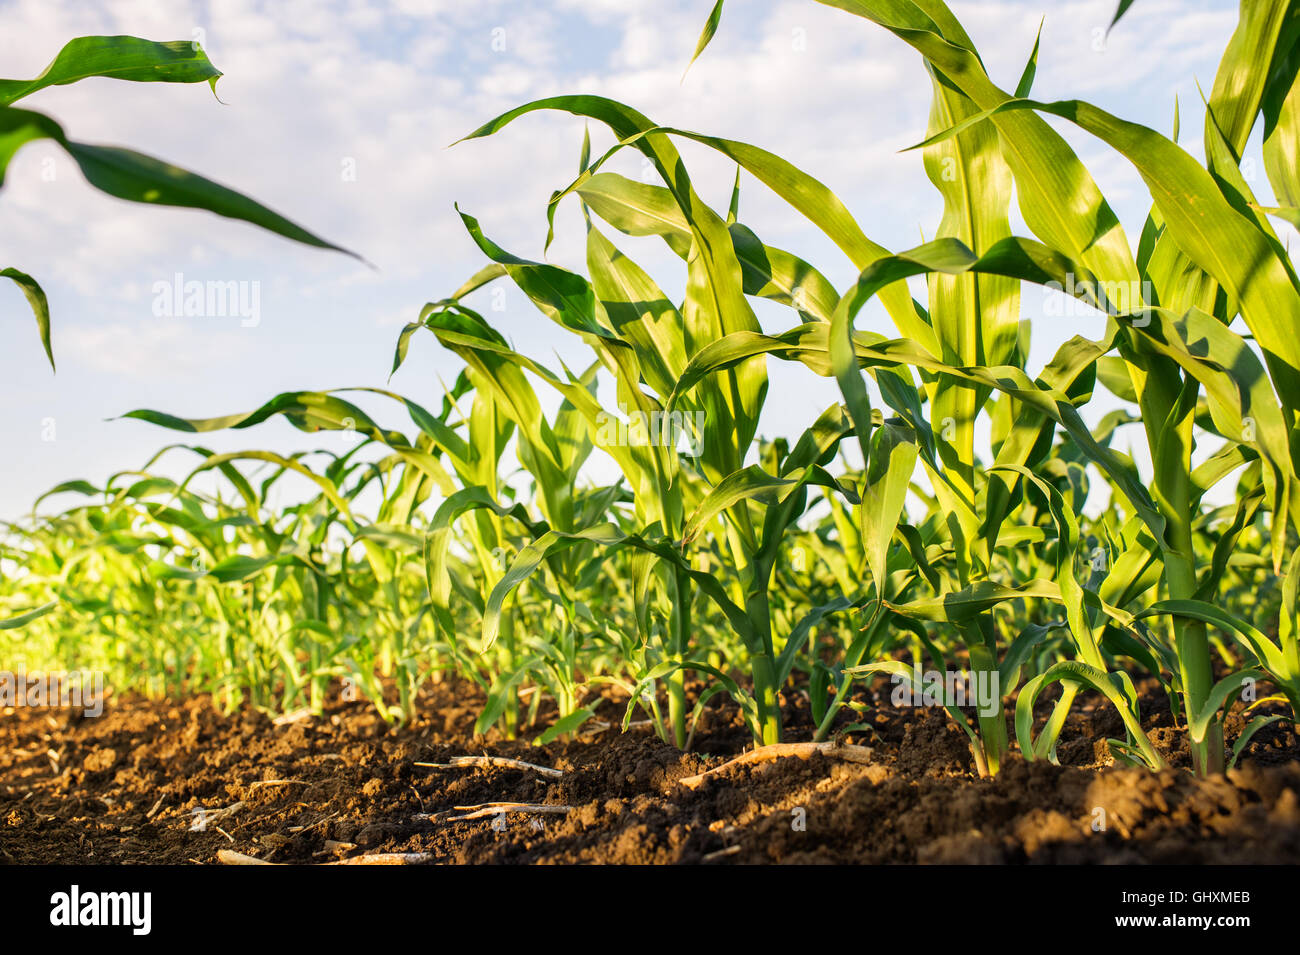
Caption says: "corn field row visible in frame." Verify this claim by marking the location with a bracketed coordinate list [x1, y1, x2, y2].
[4, 0, 1300, 779]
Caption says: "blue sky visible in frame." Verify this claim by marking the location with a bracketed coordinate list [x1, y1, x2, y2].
[0, 0, 1274, 518]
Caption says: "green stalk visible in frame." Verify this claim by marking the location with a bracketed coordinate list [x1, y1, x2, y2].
[966, 623, 1005, 776]
[814, 612, 883, 741]
[1166, 548, 1220, 773]
[311, 571, 328, 714]
[1141, 368, 1219, 773]
[736, 501, 782, 745]
[751, 649, 781, 745]
[667, 565, 691, 747]
[502, 610, 519, 740]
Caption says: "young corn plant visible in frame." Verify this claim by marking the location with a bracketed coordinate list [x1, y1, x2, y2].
[426, 122, 916, 746]
[684, 0, 1300, 774]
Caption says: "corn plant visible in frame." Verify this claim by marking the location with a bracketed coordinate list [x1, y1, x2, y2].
[686, 0, 1300, 773]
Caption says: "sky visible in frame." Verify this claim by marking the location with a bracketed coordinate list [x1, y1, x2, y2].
[0, 0, 1279, 520]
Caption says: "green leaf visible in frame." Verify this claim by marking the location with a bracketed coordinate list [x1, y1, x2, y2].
[821, 0, 1139, 292]
[0, 36, 222, 106]
[1, 267, 52, 369]
[457, 206, 608, 340]
[1263, 28, 1300, 209]
[998, 621, 1069, 688]
[1137, 600, 1289, 684]
[846, 659, 981, 749]
[578, 172, 841, 323]
[1205, 1, 1295, 162]
[1255, 205, 1300, 230]
[860, 419, 918, 595]
[1108, 0, 1137, 31]
[549, 121, 927, 344]
[1014, 20, 1043, 99]
[1016, 661, 1165, 769]
[921, 44, 1019, 578]
[1230, 714, 1287, 770]
[534, 705, 598, 745]
[1190, 669, 1264, 744]
[206, 553, 323, 584]
[484, 524, 755, 653]
[774, 595, 860, 684]
[684, 0, 725, 79]
[914, 93, 1300, 437]
[823, 235, 1166, 543]
[0, 600, 58, 630]
[0, 107, 357, 258]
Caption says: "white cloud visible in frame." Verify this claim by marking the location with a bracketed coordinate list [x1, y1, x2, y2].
[60, 320, 251, 379]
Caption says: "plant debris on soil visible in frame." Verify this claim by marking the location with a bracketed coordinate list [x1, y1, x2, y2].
[3, 679, 1299, 865]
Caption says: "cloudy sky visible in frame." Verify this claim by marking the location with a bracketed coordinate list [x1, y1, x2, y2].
[0, 0, 1270, 518]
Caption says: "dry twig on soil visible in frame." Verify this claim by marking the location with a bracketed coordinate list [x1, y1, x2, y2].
[677, 742, 876, 789]
[414, 801, 572, 822]
[413, 755, 563, 778]
[328, 852, 433, 865]
[217, 848, 434, 866]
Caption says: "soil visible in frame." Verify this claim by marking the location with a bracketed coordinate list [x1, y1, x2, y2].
[2, 677, 1299, 865]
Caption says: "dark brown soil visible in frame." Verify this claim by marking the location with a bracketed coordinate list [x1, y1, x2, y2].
[2, 678, 1298, 865]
